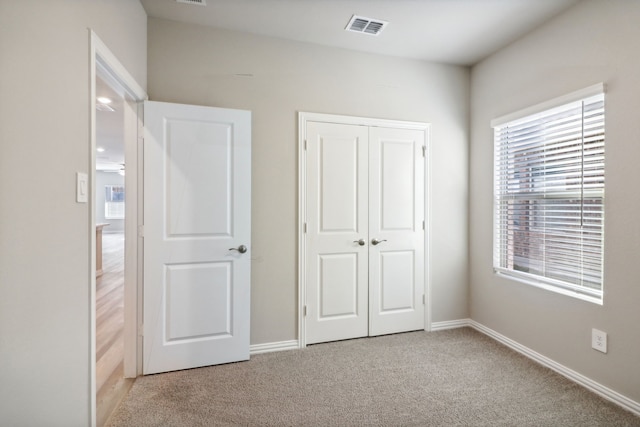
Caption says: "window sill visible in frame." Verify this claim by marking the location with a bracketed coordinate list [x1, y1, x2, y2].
[494, 269, 603, 306]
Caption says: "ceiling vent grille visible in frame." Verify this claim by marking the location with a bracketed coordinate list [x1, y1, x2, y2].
[345, 15, 388, 36]
[175, 0, 207, 5]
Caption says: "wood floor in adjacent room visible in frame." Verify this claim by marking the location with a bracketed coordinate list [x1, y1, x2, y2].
[96, 232, 133, 427]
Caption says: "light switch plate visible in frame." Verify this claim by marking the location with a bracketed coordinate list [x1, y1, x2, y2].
[76, 172, 88, 203]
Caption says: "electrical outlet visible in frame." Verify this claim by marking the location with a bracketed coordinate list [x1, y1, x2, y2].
[592, 328, 607, 353]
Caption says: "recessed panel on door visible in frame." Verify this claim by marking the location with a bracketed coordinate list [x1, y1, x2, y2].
[166, 119, 231, 238]
[318, 253, 359, 318]
[381, 140, 415, 231]
[320, 136, 360, 233]
[165, 262, 232, 342]
[379, 251, 415, 313]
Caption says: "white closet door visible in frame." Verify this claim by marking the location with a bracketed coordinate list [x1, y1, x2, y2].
[368, 127, 425, 336]
[305, 122, 369, 345]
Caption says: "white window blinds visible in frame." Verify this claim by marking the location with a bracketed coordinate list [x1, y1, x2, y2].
[493, 88, 605, 302]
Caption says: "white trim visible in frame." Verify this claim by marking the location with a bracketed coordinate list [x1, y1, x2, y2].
[495, 270, 603, 305]
[89, 35, 98, 427]
[423, 135, 432, 333]
[297, 113, 307, 348]
[491, 82, 605, 128]
[250, 340, 300, 355]
[298, 112, 431, 347]
[92, 33, 146, 101]
[469, 320, 640, 417]
[89, 30, 147, 427]
[430, 319, 471, 331]
[300, 112, 432, 130]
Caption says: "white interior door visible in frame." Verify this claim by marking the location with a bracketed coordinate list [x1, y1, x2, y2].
[305, 119, 426, 345]
[143, 100, 251, 375]
[305, 122, 369, 345]
[368, 127, 425, 336]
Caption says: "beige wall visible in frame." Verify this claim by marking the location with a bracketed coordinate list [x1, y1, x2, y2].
[148, 18, 470, 345]
[470, 0, 640, 403]
[0, 0, 146, 425]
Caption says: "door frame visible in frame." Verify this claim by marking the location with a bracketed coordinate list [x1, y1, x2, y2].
[297, 112, 432, 348]
[89, 30, 147, 426]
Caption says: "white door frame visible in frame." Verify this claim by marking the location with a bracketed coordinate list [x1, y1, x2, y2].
[297, 112, 432, 348]
[89, 30, 147, 426]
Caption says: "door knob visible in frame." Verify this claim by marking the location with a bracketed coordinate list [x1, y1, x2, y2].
[229, 244, 248, 254]
[353, 239, 366, 246]
[371, 238, 387, 246]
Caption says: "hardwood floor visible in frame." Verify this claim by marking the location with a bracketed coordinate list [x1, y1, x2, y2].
[96, 232, 133, 427]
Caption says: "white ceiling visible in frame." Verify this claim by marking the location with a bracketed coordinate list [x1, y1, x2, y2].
[100, 0, 579, 169]
[96, 74, 125, 172]
[140, 0, 580, 66]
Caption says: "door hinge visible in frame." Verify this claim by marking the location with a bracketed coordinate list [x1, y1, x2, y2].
[304, 139, 307, 150]
[303, 305, 307, 316]
[422, 294, 426, 305]
[303, 222, 307, 233]
[422, 220, 425, 230]
[138, 225, 144, 237]
[422, 145, 426, 157]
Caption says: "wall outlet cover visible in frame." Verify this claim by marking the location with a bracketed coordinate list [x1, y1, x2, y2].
[592, 328, 607, 353]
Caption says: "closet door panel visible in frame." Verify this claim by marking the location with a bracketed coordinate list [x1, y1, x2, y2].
[305, 122, 369, 344]
[369, 127, 425, 336]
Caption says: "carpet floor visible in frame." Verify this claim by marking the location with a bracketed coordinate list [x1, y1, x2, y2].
[106, 328, 640, 426]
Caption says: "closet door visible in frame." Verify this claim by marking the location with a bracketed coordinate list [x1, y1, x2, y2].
[305, 122, 369, 345]
[368, 127, 425, 336]
[304, 118, 426, 345]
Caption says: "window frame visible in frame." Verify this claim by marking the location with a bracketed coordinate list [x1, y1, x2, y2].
[491, 84, 605, 304]
[105, 184, 125, 220]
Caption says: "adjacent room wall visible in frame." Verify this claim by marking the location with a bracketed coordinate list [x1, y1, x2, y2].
[0, 0, 146, 425]
[147, 18, 470, 345]
[470, 0, 640, 403]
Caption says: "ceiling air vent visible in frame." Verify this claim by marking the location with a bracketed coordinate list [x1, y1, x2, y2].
[175, 0, 207, 5]
[345, 15, 388, 36]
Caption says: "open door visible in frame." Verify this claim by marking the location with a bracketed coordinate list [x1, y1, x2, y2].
[143, 101, 251, 375]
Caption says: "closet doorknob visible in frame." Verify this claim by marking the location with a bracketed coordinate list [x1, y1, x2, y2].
[229, 245, 248, 254]
[371, 238, 387, 246]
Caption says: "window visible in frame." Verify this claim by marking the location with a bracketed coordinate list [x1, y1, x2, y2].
[492, 85, 605, 303]
[105, 185, 125, 219]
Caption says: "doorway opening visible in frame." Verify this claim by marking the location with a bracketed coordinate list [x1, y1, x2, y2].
[90, 30, 147, 426]
[94, 72, 131, 426]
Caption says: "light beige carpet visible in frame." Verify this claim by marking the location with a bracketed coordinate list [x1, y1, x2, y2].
[107, 328, 640, 426]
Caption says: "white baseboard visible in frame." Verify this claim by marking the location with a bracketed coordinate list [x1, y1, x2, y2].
[430, 318, 472, 331]
[250, 339, 299, 355]
[467, 320, 640, 417]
